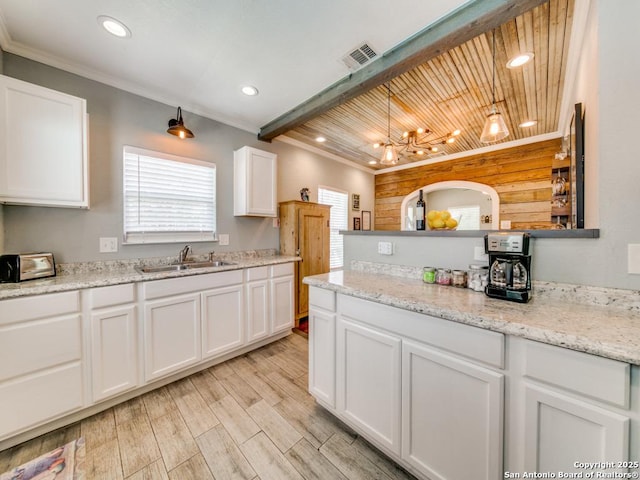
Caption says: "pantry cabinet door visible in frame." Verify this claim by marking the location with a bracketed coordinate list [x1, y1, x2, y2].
[337, 316, 402, 455]
[402, 340, 504, 480]
[523, 385, 629, 474]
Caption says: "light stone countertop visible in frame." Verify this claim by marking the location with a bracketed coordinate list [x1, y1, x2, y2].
[0, 254, 300, 300]
[304, 270, 640, 365]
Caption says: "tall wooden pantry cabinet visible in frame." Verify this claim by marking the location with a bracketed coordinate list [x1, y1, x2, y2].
[279, 201, 331, 327]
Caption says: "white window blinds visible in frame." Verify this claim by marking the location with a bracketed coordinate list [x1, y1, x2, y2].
[123, 146, 216, 244]
[318, 186, 348, 269]
[448, 205, 480, 230]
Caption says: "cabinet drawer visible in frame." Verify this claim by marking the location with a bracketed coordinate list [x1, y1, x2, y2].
[339, 294, 504, 369]
[0, 314, 82, 381]
[0, 291, 79, 326]
[310, 286, 336, 312]
[0, 363, 83, 439]
[91, 283, 136, 309]
[524, 340, 630, 408]
[271, 262, 294, 278]
[246, 266, 269, 282]
[144, 270, 243, 299]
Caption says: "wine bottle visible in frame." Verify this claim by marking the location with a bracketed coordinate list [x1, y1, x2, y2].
[416, 189, 426, 230]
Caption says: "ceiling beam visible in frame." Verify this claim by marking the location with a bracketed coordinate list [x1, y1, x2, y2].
[258, 0, 548, 142]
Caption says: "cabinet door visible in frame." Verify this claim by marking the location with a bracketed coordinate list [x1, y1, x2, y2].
[271, 274, 294, 334]
[0, 74, 88, 207]
[246, 280, 269, 343]
[91, 305, 138, 402]
[337, 317, 401, 454]
[144, 293, 200, 382]
[202, 285, 244, 359]
[309, 307, 336, 407]
[297, 205, 330, 318]
[524, 385, 629, 473]
[233, 146, 277, 216]
[402, 341, 504, 480]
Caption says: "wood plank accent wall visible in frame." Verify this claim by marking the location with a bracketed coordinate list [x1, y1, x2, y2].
[374, 138, 561, 230]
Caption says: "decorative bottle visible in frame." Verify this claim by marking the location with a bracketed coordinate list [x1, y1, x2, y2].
[416, 190, 426, 230]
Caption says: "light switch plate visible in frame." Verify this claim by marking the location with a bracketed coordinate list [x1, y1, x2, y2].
[218, 234, 230, 246]
[99, 237, 118, 253]
[628, 244, 640, 274]
[500, 220, 512, 229]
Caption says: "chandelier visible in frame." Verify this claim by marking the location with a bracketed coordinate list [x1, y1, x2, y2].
[374, 127, 462, 159]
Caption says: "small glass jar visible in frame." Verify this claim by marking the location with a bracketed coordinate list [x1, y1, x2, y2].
[468, 264, 489, 292]
[452, 269, 467, 288]
[422, 266, 436, 284]
[435, 268, 452, 286]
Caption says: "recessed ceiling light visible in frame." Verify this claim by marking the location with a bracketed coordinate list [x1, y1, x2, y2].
[368, 160, 377, 165]
[315, 136, 326, 143]
[506, 52, 534, 69]
[241, 85, 259, 96]
[519, 120, 538, 128]
[452, 129, 461, 136]
[97, 16, 131, 38]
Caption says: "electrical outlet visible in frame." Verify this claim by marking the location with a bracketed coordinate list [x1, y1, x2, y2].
[218, 234, 230, 246]
[99, 237, 118, 253]
[378, 241, 393, 255]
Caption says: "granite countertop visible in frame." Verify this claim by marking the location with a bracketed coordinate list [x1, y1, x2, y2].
[0, 253, 300, 300]
[304, 270, 640, 365]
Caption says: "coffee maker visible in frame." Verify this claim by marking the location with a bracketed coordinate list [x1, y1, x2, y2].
[484, 232, 531, 303]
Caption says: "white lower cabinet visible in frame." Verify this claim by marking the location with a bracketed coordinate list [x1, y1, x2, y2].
[270, 264, 294, 334]
[402, 340, 504, 480]
[337, 316, 402, 455]
[309, 307, 336, 407]
[0, 291, 83, 441]
[144, 293, 201, 382]
[202, 284, 244, 359]
[246, 267, 270, 343]
[523, 385, 630, 473]
[90, 305, 138, 402]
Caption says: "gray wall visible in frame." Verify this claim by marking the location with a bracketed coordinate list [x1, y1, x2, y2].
[345, 0, 640, 291]
[1, 54, 374, 263]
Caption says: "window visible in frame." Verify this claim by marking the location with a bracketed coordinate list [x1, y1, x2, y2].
[448, 205, 481, 230]
[318, 186, 348, 269]
[123, 146, 216, 244]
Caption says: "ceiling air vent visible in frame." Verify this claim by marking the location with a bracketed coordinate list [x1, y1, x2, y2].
[342, 42, 378, 71]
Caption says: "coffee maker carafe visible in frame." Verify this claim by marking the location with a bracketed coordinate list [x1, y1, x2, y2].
[484, 232, 531, 303]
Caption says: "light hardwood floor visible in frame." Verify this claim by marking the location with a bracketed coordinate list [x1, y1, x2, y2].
[0, 333, 416, 480]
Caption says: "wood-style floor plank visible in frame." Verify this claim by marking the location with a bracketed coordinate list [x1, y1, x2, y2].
[211, 395, 261, 445]
[167, 453, 214, 480]
[150, 409, 199, 471]
[116, 415, 162, 477]
[126, 458, 169, 480]
[142, 386, 177, 420]
[286, 438, 348, 480]
[84, 438, 124, 480]
[240, 431, 304, 480]
[196, 424, 256, 480]
[219, 373, 263, 409]
[319, 433, 392, 480]
[246, 399, 303, 453]
[81, 408, 117, 448]
[190, 369, 230, 405]
[166, 378, 220, 437]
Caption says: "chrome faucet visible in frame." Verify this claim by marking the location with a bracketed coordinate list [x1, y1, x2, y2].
[178, 245, 192, 263]
[208, 250, 216, 262]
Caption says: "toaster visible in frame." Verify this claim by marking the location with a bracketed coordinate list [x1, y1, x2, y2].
[0, 253, 56, 282]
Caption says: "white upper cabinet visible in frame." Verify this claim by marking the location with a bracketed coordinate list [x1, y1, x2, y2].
[0, 74, 89, 208]
[233, 146, 277, 217]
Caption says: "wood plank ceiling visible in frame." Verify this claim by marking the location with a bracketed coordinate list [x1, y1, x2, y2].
[281, 0, 574, 170]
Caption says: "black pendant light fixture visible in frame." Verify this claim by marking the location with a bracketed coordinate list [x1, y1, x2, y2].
[480, 30, 509, 143]
[167, 106, 194, 139]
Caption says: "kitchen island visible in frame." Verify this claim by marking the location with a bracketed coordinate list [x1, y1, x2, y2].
[304, 269, 640, 480]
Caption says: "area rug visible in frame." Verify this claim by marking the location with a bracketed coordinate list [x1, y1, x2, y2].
[1, 437, 85, 480]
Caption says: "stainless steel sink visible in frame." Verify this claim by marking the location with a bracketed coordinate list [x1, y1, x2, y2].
[136, 260, 236, 273]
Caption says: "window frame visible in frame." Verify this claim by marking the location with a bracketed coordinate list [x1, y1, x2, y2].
[318, 185, 349, 270]
[122, 145, 217, 245]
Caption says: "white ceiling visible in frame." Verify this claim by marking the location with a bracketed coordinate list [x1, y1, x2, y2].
[0, 0, 471, 133]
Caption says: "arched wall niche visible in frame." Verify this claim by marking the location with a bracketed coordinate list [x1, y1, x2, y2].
[400, 180, 500, 230]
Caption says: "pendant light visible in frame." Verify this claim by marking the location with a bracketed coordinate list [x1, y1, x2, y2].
[480, 30, 509, 143]
[380, 83, 399, 165]
[167, 106, 194, 139]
